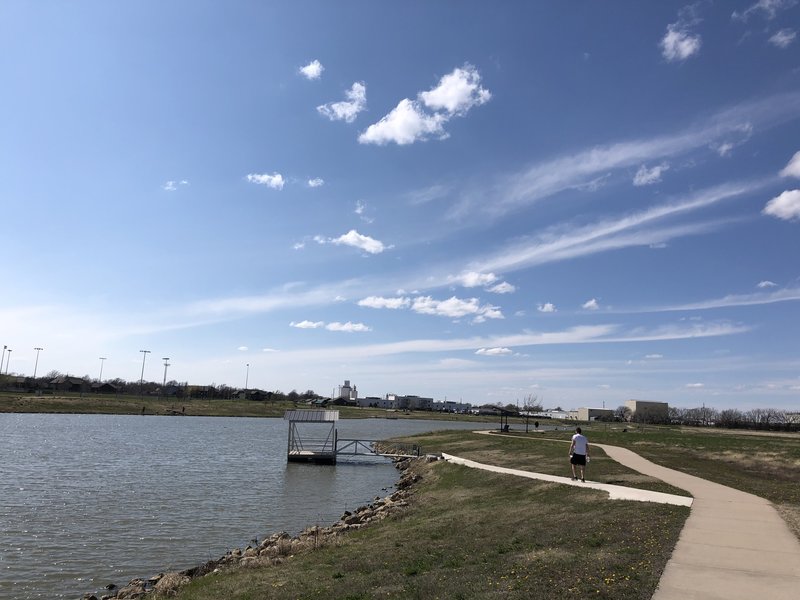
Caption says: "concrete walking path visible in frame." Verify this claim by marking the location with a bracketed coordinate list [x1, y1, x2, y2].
[446, 431, 800, 599]
[441, 453, 692, 506]
[594, 442, 800, 600]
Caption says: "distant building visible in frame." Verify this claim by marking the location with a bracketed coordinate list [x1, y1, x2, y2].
[626, 399, 669, 423]
[577, 407, 614, 421]
[336, 380, 358, 404]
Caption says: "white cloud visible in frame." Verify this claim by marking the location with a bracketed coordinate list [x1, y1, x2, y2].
[163, 180, 189, 191]
[329, 229, 388, 254]
[582, 298, 600, 310]
[358, 296, 410, 309]
[358, 98, 447, 145]
[686, 382, 705, 388]
[733, 0, 797, 21]
[237, 346, 248, 351]
[355, 200, 366, 215]
[359, 65, 490, 146]
[633, 162, 670, 186]
[247, 172, 285, 190]
[660, 25, 701, 62]
[293, 242, 305, 250]
[769, 28, 797, 48]
[780, 151, 800, 178]
[488, 282, 516, 294]
[449, 271, 498, 288]
[763, 189, 800, 220]
[757, 280, 777, 288]
[308, 178, 324, 188]
[326, 321, 371, 333]
[317, 82, 366, 123]
[475, 347, 512, 356]
[645, 354, 664, 359]
[290, 320, 324, 329]
[411, 296, 503, 322]
[299, 59, 324, 80]
[471, 180, 765, 275]
[419, 64, 491, 115]
[262, 348, 277, 353]
[538, 303, 557, 313]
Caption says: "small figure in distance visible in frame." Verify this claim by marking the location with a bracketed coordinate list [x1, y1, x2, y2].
[569, 426, 589, 482]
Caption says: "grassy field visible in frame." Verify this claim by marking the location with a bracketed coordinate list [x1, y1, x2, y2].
[163, 458, 688, 600]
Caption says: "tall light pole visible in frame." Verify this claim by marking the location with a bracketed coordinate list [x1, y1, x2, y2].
[4, 349, 11, 375]
[245, 363, 250, 391]
[162, 357, 170, 390]
[33, 347, 43, 379]
[0, 346, 6, 374]
[139, 350, 151, 399]
[98, 357, 107, 382]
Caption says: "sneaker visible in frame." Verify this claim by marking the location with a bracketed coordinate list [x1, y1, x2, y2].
[571, 476, 577, 480]
[581, 478, 585, 482]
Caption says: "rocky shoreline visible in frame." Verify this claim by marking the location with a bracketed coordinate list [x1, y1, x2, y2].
[82, 456, 427, 600]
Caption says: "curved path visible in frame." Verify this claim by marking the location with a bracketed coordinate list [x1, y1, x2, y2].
[444, 432, 800, 599]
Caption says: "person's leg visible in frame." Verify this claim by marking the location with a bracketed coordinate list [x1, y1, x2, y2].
[571, 461, 577, 479]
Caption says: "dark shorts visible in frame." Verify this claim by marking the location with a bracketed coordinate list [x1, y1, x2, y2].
[570, 453, 586, 466]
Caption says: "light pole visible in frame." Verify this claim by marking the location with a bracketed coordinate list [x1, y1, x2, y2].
[139, 350, 151, 399]
[98, 357, 106, 382]
[245, 363, 250, 391]
[0, 345, 6, 374]
[33, 347, 43, 379]
[4, 349, 11, 375]
[162, 357, 170, 397]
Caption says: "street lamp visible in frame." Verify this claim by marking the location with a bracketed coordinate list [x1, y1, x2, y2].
[139, 350, 151, 399]
[33, 347, 43, 379]
[4, 349, 11, 375]
[245, 363, 250, 391]
[0, 346, 6, 374]
[98, 357, 107, 382]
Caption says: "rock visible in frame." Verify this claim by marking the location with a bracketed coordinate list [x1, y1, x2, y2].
[153, 571, 190, 596]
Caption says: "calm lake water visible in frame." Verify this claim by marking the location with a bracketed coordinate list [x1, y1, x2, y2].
[0, 413, 497, 600]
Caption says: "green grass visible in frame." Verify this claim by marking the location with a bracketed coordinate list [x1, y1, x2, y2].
[163, 459, 688, 600]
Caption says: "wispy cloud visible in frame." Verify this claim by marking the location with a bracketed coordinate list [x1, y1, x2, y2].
[623, 286, 800, 313]
[299, 59, 324, 80]
[448, 271, 498, 288]
[325, 321, 371, 333]
[456, 92, 799, 219]
[538, 303, 557, 313]
[470, 180, 763, 275]
[247, 172, 285, 190]
[359, 64, 489, 146]
[488, 282, 516, 294]
[757, 280, 777, 288]
[163, 180, 189, 191]
[633, 162, 670, 186]
[290, 320, 324, 329]
[308, 178, 325, 188]
[732, 0, 798, 22]
[317, 82, 366, 123]
[769, 28, 797, 47]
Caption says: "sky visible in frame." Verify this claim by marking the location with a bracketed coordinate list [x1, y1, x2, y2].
[1, 1, 799, 411]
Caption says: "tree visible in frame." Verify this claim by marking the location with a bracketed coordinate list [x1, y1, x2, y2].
[615, 405, 632, 422]
[522, 394, 543, 412]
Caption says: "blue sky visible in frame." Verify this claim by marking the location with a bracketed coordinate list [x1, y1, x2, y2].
[1, 1, 799, 410]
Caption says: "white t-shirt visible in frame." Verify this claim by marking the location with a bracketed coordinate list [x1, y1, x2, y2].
[571, 433, 588, 455]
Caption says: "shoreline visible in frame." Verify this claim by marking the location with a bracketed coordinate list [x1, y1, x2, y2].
[82, 456, 424, 600]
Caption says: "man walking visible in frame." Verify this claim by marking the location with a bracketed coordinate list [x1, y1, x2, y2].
[569, 427, 589, 482]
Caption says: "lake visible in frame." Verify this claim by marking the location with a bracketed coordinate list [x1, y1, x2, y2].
[0, 413, 500, 600]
